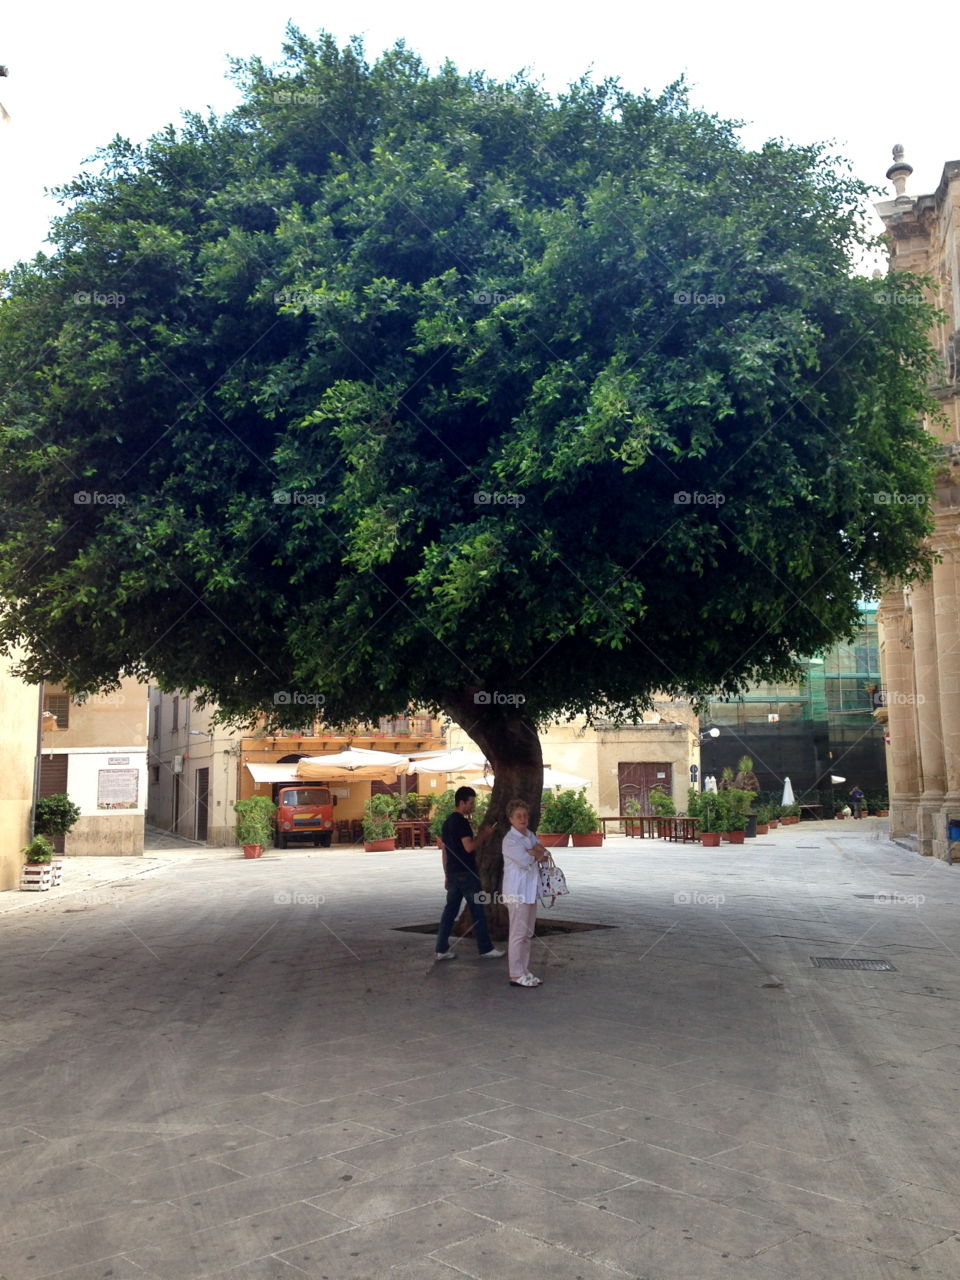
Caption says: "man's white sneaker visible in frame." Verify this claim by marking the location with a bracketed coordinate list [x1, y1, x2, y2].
[480, 948, 505, 959]
[435, 950, 456, 961]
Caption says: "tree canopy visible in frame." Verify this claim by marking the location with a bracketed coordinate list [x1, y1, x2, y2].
[0, 27, 940, 807]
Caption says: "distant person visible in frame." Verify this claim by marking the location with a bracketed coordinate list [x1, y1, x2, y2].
[849, 786, 865, 819]
[502, 799, 549, 988]
[435, 787, 504, 962]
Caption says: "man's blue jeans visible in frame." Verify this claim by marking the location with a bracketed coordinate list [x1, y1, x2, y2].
[437, 870, 494, 955]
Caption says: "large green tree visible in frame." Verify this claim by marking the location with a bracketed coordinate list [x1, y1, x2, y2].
[0, 28, 939, 829]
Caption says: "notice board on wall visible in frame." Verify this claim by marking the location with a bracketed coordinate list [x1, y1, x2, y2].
[97, 768, 139, 810]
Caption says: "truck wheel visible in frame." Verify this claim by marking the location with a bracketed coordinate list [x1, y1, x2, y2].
[320, 832, 332, 848]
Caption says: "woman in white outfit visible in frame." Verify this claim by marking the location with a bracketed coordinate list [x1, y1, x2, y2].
[502, 799, 549, 988]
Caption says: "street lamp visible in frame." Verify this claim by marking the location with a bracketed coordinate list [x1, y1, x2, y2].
[699, 727, 720, 742]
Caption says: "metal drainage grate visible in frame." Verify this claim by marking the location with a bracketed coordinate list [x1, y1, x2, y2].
[811, 956, 897, 971]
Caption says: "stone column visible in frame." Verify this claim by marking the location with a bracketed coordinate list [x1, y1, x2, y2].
[932, 522, 960, 861]
[910, 578, 946, 854]
[877, 592, 920, 840]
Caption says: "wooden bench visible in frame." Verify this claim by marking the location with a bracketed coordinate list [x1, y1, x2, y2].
[600, 815, 699, 843]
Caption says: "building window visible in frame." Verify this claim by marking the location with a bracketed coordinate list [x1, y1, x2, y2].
[43, 693, 70, 730]
[153, 703, 161, 741]
[171, 695, 179, 732]
[38, 752, 69, 796]
[151, 765, 160, 784]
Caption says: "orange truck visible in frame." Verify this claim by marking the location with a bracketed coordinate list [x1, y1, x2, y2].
[273, 783, 337, 848]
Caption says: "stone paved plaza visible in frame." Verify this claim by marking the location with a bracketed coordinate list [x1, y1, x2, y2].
[3, 822, 960, 1278]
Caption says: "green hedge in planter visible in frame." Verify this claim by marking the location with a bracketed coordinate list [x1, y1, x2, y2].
[34, 793, 80, 838]
[362, 792, 402, 842]
[234, 795, 276, 847]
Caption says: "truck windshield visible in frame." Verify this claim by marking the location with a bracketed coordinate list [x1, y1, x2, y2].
[281, 789, 330, 806]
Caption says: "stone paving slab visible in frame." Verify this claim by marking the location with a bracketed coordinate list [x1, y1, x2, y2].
[4, 822, 960, 1277]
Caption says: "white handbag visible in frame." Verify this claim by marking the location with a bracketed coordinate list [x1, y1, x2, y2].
[537, 856, 569, 908]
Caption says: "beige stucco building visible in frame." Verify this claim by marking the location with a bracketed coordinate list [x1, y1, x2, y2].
[0, 658, 42, 891]
[38, 679, 149, 854]
[447, 702, 704, 817]
[146, 690, 445, 845]
[875, 150, 960, 859]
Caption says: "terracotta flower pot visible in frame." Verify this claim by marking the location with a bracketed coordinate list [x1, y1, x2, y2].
[724, 830, 746, 844]
[700, 832, 721, 847]
[756, 823, 769, 835]
[363, 838, 397, 852]
[571, 832, 602, 847]
[538, 833, 569, 847]
[243, 844, 264, 858]
[768, 820, 779, 828]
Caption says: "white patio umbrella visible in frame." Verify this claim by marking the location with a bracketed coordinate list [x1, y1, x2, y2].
[540, 766, 591, 789]
[468, 765, 592, 793]
[406, 749, 488, 776]
[296, 747, 410, 783]
[703, 775, 718, 794]
[781, 777, 795, 806]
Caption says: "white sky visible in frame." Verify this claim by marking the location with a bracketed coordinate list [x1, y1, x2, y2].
[1, 0, 958, 270]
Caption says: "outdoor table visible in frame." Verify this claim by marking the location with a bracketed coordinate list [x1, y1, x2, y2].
[394, 819, 431, 848]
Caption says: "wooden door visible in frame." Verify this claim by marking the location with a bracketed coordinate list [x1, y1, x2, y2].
[618, 762, 672, 815]
[38, 753, 69, 852]
[196, 768, 209, 842]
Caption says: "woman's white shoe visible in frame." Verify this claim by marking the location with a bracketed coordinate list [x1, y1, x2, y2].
[509, 973, 542, 987]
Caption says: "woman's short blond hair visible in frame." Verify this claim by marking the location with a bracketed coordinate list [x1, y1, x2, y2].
[506, 798, 529, 818]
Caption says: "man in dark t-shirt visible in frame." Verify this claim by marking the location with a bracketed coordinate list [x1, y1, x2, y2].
[435, 786, 504, 961]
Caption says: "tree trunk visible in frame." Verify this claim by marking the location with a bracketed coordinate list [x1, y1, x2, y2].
[442, 696, 544, 941]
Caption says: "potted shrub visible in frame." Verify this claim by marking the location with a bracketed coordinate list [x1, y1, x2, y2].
[34, 792, 80, 873]
[755, 803, 774, 835]
[430, 789, 456, 848]
[362, 792, 402, 851]
[34, 792, 80, 883]
[721, 788, 753, 844]
[625, 795, 643, 837]
[569, 790, 603, 847]
[538, 790, 571, 847]
[649, 786, 676, 816]
[21, 835, 55, 891]
[733, 756, 760, 794]
[697, 794, 722, 847]
[781, 803, 801, 825]
[234, 795, 277, 858]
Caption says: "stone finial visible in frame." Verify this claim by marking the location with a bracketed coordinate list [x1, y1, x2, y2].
[886, 144, 913, 200]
